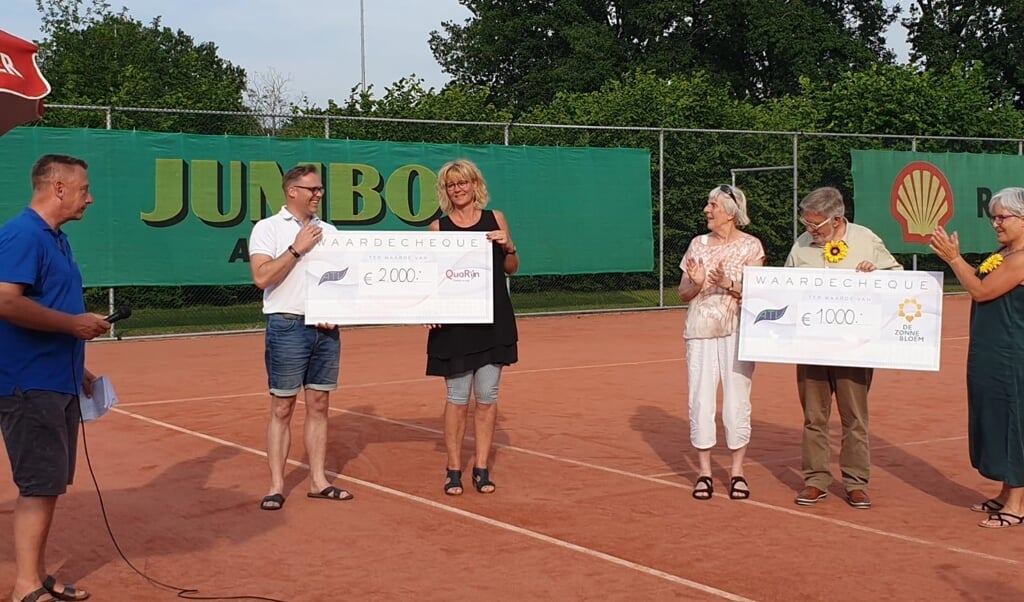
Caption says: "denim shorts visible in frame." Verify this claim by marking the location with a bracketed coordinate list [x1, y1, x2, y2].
[264, 314, 341, 397]
[0, 388, 80, 496]
[445, 364, 503, 406]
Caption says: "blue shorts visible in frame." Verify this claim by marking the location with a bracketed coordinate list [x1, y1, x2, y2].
[445, 364, 503, 406]
[0, 388, 80, 496]
[264, 314, 341, 397]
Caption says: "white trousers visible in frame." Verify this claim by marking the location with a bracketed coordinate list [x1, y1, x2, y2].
[685, 333, 754, 450]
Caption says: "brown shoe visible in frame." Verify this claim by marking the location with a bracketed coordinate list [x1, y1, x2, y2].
[847, 489, 872, 509]
[795, 486, 828, 506]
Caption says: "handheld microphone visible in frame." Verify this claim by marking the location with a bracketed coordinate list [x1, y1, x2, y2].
[103, 307, 132, 323]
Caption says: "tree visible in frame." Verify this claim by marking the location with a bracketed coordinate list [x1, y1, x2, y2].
[903, 0, 1024, 108]
[35, 0, 254, 134]
[430, 0, 899, 111]
[245, 67, 296, 135]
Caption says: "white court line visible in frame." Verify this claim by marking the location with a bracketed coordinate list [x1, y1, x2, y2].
[644, 435, 969, 478]
[332, 409, 1014, 566]
[113, 399, 1018, 568]
[112, 407, 756, 602]
[113, 356, 1017, 568]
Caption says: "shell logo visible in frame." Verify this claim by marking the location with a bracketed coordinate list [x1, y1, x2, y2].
[891, 161, 954, 243]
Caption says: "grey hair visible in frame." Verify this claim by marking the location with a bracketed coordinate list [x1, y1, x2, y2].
[990, 187, 1024, 216]
[709, 184, 751, 227]
[799, 187, 846, 219]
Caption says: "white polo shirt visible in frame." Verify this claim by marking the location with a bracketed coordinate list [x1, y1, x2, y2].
[249, 207, 337, 315]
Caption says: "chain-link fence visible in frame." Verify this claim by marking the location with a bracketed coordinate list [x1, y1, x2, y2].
[40, 104, 1024, 338]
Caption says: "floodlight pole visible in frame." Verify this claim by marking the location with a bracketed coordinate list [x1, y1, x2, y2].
[360, 0, 367, 94]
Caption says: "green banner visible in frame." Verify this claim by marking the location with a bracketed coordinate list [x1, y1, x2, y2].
[0, 128, 653, 286]
[852, 150, 1024, 253]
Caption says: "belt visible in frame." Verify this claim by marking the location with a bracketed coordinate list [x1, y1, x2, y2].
[270, 313, 304, 320]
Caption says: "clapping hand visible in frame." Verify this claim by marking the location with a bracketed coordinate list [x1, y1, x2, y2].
[684, 257, 706, 287]
[706, 264, 731, 290]
[929, 226, 960, 263]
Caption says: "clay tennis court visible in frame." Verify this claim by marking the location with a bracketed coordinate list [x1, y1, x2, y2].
[2, 293, 1021, 601]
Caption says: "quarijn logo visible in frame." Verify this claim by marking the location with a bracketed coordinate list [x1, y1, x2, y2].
[891, 161, 954, 243]
[445, 268, 482, 282]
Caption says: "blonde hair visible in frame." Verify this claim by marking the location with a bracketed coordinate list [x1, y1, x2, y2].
[436, 159, 489, 214]
[709, 184, 751, 227]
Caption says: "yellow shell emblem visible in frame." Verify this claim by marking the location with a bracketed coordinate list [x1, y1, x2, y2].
[890, 161, 954, 243]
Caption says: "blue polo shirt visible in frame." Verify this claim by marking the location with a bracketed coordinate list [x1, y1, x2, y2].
[0, 207, 86, 396]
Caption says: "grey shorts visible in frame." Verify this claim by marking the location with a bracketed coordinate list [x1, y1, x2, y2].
[445, 364, 503, 406]
[0, 388, 80, 496]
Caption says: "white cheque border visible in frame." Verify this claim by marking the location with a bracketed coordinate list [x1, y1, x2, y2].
[304, 231, 494, 325]
[737, 266, 944, 371]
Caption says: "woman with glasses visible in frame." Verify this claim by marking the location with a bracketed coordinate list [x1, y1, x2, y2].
[678, 184, 765, 500]
[785, 187, 901, 510]
[427, 159, 519, 496]
[930, 187, 1024, 528]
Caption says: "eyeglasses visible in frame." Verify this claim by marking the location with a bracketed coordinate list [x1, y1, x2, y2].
[991, 214, 1021, 226]
[445, 180, 472, 190]
[293, 185, 325, 195]
[718, 185, 737, 203]
[799, 216, 834, 231]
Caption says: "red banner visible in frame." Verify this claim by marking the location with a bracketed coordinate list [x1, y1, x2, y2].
[0, 29, 51, 137]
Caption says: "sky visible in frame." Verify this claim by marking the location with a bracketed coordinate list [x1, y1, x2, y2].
[6, 0, 909, 109]
[6, 0, 473, 107]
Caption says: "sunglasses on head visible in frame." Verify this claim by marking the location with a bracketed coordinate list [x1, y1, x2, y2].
[719, 185, 737, 203]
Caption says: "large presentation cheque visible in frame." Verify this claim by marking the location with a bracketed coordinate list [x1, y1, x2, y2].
[303, 231, 493, 325]
[737, 267, 944, 371]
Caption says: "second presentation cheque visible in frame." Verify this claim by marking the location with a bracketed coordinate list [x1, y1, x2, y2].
[303, 231, 494, 325]
[737, 266, 944, 371]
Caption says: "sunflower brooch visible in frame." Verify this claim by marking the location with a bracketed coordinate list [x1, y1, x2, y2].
[823, 240, 849, 264]
[978, 253, 1004, 275]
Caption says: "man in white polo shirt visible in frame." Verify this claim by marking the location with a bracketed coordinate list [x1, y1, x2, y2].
[249, 164, 353, 510]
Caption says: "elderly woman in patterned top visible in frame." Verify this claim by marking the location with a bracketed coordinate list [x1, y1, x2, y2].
[678, 184, 765, 501]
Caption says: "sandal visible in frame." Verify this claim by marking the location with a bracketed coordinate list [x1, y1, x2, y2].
[259, 493, 285, 511]
[692, 476, 713, 500]
[44, 575, 91, 601]
[729, 476, 751, 500]
[444, 469, 463, 496]
[979, 511, 1024, 529]
[970, 498, 1005, 514]
[472, 467, 495, 494]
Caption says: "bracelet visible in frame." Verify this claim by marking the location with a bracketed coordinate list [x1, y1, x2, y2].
[507, 247, 517, 255]
[287, 245, 301, 259]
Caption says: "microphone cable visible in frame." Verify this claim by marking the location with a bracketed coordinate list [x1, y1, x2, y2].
[70, 334, 288, 602]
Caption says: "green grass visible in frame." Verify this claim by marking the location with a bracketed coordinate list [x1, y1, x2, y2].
[100, 282, 967, 338]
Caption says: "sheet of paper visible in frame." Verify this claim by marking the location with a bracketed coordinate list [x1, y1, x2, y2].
[79, 375, 119, 422]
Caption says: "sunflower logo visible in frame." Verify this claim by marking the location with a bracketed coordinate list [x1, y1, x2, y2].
[979, 253, 1004, 275]
[898, 298, 923, 323]
[823, 240, 849, 264]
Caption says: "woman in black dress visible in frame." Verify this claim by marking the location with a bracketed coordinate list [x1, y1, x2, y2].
[428, 159, 519, 496]
[931, 187, 1024, 528]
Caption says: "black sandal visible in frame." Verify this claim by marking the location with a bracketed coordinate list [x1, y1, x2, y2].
[444, 469, 463, 496]
[729, 476, 751, 500]
[472, 467, 495, 493]
[692, 476, 713, 500]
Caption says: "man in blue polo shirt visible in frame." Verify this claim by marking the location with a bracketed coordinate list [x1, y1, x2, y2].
[0, 154, 111, 602]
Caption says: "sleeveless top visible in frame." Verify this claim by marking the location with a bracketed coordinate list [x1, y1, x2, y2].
[426, 210, 519, 376]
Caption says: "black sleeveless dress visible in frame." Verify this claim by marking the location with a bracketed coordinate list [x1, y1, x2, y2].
[426, 210, 519, 377]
